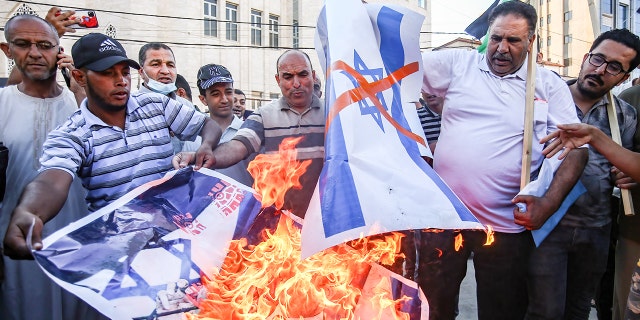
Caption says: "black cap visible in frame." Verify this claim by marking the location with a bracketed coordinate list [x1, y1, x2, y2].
[72, 33, 140, 71]
[197, 64, 233, 90]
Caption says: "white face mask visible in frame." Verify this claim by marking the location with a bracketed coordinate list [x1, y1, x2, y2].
[143, 70, 177, 95]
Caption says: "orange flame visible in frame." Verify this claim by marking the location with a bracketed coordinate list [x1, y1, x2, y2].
[246, 137, 311, 209]
[484, 225, 495, 246]
[187, 215, 411, 319]
[188, 137, 412, 319]
[454, 233, 463, 252]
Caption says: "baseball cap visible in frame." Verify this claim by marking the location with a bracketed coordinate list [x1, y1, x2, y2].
[197, 64, 233, 90]
[72, 33, 141, 71]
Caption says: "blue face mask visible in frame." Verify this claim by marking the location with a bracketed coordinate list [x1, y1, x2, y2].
[144, 71, 177, 95]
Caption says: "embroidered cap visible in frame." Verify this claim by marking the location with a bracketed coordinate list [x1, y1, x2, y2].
[197, 64, 233, 90]
[72, 33, 140, 71]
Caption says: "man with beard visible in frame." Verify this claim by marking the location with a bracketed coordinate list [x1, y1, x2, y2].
[3, 33, 222, 260]
[0, 14, 103, 320]
[526, 29, 640, 320]
[418, 2, 587, 319]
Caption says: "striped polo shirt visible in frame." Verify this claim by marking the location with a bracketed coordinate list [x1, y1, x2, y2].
[233, 96, 325, 217]
[40, 91, 206, 211]
[416, 99, 441, 143]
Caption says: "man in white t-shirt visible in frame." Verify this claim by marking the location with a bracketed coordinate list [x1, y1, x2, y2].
[417, 2, 587, 319]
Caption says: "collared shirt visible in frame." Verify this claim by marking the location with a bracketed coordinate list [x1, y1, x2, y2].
[182, 115, 244, 151]
[561, 79, 637, 227]
[416, 98, 441, 143]
[234, 96, 325, 217]
[40, 91, 206, 211]
[423, 49, 580, 233]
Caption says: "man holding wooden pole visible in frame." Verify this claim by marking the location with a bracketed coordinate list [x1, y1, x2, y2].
[417, 1, 587, 319]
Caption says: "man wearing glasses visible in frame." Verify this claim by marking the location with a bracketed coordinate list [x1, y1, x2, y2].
[0, 14, 103, 320]
[526, 28, 640, 319]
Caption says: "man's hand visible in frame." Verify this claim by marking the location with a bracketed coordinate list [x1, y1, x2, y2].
[612, 166, 637, 189]
[512, 195, 555, 230]
[57, 50, 85, 103]
[541, 123, 593, 159]
[194, 143, 216, 170]
[3, 208, 44, 260]
[45, 7, 80, 38]
[172, 152, 196, 169]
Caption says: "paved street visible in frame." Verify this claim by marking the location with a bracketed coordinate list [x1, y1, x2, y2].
[456, 259, 598, 320]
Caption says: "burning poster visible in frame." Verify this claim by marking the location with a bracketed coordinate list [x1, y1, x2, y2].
[32, 167, 428, 319]
[303, 0, 485, 258]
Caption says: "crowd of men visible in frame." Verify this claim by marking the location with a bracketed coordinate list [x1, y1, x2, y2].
[1, 2, 640, 320]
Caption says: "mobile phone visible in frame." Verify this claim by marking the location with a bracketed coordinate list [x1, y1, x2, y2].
[56, 9, 99, 29]
[58, 47, 71, 88]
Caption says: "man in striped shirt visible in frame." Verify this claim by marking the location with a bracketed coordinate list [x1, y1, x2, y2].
[3, 33, 222, 260]
[416, 93, 443, 152]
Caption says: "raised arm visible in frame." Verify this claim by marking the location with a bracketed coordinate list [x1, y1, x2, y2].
[3, 169, 73, 259]
[544, 123, 640, 182]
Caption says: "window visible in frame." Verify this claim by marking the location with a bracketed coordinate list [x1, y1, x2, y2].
[417, 0, 426, 8]
[564, 34, 572, 43]
[540, 17, 544, 27]
[547, 36, 551, 46]
[547, 14, 551, 24]
[105, 24, 117, 38]
[14, 3, 37, 16]
[226, 3, 238, 41]
[602, 0, 613, 14]
[618, 4, 629, 29]
[293, 19, 299, 49]
[251, 10, 262, 46]
[204, 0, 218, 37]
[269, 15, 279, 48]
[563, 11, 572, 21]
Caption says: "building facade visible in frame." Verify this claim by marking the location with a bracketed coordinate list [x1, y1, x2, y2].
[0, 0, 431, 110]
[539, 0, 640, 83]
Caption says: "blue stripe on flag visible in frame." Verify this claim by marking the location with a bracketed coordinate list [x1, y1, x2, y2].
[391, 277, 423, 319]
[319, 115, 367, 237]
[378, 6, 477, 223]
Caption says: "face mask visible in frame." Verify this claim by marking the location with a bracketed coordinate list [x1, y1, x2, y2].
[144, 70, 177, 95]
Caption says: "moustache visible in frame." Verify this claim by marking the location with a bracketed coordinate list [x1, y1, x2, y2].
[492, 53, 512, 61]
[584, 74, 604, 86]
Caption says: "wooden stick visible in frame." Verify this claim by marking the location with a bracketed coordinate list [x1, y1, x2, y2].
[520, 45, 537, 189]
[606, 92, 635, 216]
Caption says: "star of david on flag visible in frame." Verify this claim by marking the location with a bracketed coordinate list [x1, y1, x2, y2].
[301, 0, 485, 258]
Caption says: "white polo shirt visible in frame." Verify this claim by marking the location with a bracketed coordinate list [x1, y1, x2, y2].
[423, 49, 580, 233]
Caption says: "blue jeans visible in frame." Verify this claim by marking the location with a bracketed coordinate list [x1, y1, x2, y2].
[525, 224, 611, 320]
[417, 229, 533, 320]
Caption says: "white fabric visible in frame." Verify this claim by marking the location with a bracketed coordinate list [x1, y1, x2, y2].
[0, 85, 104, 320]
[182, 116, 254, 187]
[423, 49, 580, 233]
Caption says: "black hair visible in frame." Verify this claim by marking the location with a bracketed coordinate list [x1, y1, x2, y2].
[488, 1, 537, 38]
[234, 88, 245, 96]
[590, 29, 640, 71]
[138, 42, 174, 65]
[175, 74, 192, 101]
